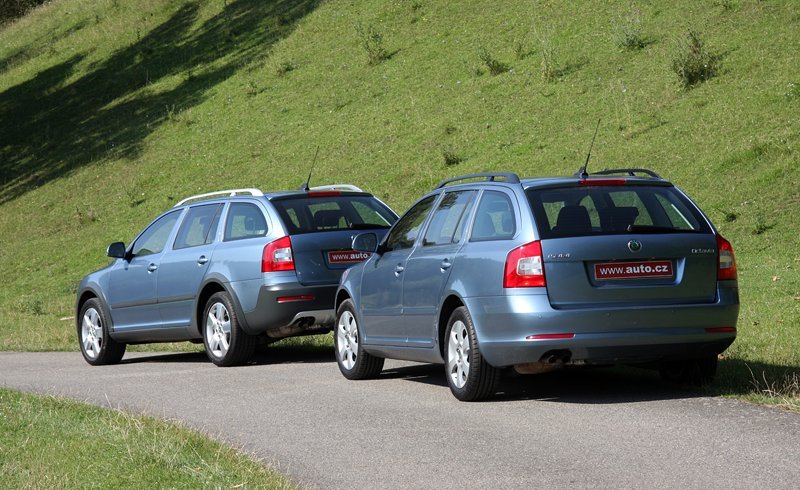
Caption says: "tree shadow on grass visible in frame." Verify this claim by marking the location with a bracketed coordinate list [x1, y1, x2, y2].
[0, 0, 321, 204]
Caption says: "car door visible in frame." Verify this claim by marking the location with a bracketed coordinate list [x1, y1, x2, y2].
[360, 195, 437, 346]
[402, 190, 477, 347]
[157, 203, 223, 329]
[106, 210, 182, 331]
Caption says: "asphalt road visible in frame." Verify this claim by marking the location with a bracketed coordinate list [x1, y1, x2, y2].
[2, 349, 799, 489]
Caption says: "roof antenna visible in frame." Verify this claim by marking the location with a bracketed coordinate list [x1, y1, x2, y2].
[299, 146, 320, 191]
[577, 118, 601, 179]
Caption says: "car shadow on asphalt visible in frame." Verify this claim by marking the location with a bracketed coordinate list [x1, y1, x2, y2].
[381, 363, 702, 404]
[121, 344, 336, 366]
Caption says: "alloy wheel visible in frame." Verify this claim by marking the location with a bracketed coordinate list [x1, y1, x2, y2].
[337, 310, 358, 370]
[447, 320, 470, 389]
[81, 307, 103, 360]
[206, 302, 231, 359]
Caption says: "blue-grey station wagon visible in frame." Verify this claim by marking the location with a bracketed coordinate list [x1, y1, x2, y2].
[76, 185, 397, 366]
[334, 170, 739, 401]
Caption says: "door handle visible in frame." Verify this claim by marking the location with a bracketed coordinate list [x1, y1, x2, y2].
[440, 259, 452, 271]
[197, 255, 209, 265]
[394, 264, 405, 275]
[147, 263, 158, 273]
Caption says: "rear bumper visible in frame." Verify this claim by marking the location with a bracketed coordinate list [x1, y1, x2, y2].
[227, 276, 336, 336]
[464, 287, 739, 367]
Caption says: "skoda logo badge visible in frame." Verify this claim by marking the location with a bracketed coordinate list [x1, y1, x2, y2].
[628, 240, 642, 252]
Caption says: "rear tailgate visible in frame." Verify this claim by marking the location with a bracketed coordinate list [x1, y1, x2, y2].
[290, 229, 386, 285]
[526, 181, 718, 309]
[541, 234, 717, 308]
[269, 192, 397, 286]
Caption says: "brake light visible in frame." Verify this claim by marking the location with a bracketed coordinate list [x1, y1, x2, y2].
[579, 179, 626, 186]
[504, 241, 546, 288]
[716, 234, 737, 280]
[307, 191, 341, 197]
[262, 236, 294, 272]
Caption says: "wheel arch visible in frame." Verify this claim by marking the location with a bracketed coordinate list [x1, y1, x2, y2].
[335, 288, 351, 312]
[438, 294, 465, 358]
[194, 281, 228, 337]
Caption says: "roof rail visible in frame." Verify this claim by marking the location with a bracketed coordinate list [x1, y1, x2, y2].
[175, 188, 264, 207]
[590, 168, 663, 179]
[308, 184, 364, 193]
[436, 172, 521, 189]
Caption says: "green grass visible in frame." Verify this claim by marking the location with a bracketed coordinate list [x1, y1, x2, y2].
[0, 0, 798, 408]
[0, 387, 292, 488]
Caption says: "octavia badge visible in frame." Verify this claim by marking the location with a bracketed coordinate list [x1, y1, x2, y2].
[628, 240, 642, 252]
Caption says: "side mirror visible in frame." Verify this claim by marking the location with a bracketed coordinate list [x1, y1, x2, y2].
[107, 242, 127, 259]
[352, 233, 379, 254]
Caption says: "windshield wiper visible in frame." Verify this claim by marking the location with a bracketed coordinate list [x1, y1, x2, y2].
[349, 223, 390, 230]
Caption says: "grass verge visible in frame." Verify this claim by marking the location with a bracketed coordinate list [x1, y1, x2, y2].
[0, 388, 293, 489]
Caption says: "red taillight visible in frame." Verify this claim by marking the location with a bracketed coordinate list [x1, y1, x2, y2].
[262, 236, 294, 272]
[276, 295, 315, 303]
[716, 234, 737, 280]
[504, 241, 546, 288]
[705, 327, 736, 333]
[307, 191, 341, 197]
[579, 179, 626, 186]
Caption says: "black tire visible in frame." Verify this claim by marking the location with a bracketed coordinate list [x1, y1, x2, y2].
[77, 298, 126, 366]
[334, 299, 384, 379]
[202, 292, 256, 367]
[659, 355, 718, 386]
[444, 306, 500, 401]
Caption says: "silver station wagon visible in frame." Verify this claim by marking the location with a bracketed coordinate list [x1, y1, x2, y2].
[76, 185, 397, 366]
[334, 170, 739, 401]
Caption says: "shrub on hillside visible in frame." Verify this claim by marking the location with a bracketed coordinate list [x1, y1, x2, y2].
[479, 48, 510, 75]
[671, 30, 720, 87]
[613, 6, 646, 50]
[355, 22, 389, 66]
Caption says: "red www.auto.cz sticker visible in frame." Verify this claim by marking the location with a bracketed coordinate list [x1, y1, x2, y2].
[594, 260, 673, 280]
[327, 251, 372, 264]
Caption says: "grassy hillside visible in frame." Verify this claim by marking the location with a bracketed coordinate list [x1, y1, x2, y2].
[1, 0, 798, 406]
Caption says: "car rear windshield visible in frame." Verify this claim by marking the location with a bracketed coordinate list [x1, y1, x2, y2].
[526, 184, 712, 239]
[272, 195, 397, 235]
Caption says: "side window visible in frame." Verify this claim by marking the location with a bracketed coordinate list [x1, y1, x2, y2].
[654, 194, 700, 230]
[384, 195, 436, 251]
[224, 203, 268, 241]
[422, 191, 477, 246]
[174, 204, 223, 250]
[470, 191, 516, 241]
[351, 201, 394, 227]
[132, 210, 181, 257]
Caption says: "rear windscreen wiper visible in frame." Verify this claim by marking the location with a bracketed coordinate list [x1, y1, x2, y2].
[626, 225, 699, 234]
[349, 223, 390, 230]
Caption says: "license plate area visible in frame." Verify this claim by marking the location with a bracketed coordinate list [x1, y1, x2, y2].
[594, 260, 673, 280]
[326, 250, 372, 265]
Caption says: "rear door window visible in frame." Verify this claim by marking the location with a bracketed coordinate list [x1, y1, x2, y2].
[526, 185, 710, 239]
[272, 195, 396, 234]
[422, 190, 477, 246]
[174, 204, 223, 249]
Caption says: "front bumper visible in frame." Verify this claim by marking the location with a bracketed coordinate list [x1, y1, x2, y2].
[464, 287, 739, 367]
